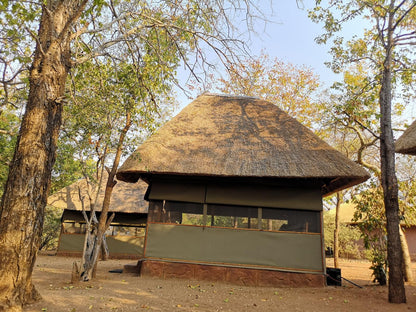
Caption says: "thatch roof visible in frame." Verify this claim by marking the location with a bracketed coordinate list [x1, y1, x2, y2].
[325, 202, 358, 224]
[48, 174, 148, 214]
[325, 201, 416, 227]
[117, 94, 369, 196]
[396, 119, 416, 155]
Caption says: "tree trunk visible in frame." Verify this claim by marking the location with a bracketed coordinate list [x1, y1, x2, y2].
[79, 179, 117, 282]
[0, 2, 87, 310]
[79, 113, 131, 281]
[399, 226, 413, 283]
[379, 10, 406, 303]
[333, 192, 342, 268]
[101, 235, 109, 261]
[79, 213, 101, 281]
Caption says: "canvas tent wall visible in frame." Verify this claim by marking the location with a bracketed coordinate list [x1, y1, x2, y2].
[117, 94, 369, 286]
[48, 175, 148, 259]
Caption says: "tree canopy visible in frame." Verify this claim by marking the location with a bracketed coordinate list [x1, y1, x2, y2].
[216, 53, 323, 128]
[309, 0, 416, 303]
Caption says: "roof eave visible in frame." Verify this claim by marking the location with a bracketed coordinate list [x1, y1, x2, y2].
[116, 170, 370, 197]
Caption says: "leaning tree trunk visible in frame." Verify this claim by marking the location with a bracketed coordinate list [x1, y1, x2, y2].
[79, 113, 132, 281]
[0, 2, 87, 310]
[379, 15, 406, 303]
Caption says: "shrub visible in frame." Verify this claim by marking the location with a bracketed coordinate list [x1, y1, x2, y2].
[40, 206, 62, 251]
[323, 212, 364, 259]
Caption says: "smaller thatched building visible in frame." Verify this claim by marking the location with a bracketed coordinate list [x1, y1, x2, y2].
[396, 119, 416, 155]
[326, 201, 416, 261]
[395, 119, 416, 258]
[48, 176, 148, 259]
[117, 94, 369, 286]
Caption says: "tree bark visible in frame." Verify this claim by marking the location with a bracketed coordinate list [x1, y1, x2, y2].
[0, 2, 87, 310]
[101, 235, 110, 261]
[379, 6, 406, 303]
[333, 192, 342, 268]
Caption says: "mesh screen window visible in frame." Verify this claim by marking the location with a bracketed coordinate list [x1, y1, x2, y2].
[153, 201, 320, 233]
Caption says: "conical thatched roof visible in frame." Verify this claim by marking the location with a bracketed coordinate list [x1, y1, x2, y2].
[396, 119, 416, 155]
[48, 174, 148, 214]
[117, 94, 369, 196]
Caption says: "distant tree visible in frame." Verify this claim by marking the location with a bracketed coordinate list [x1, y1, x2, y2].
[39, 206, 62, 251]
[353, 185, 388, 285]
[0, 109, 19, 196]
[323, 209, 362, 260]
[353, 174, 416, 284]
[215, 53, 323, 128]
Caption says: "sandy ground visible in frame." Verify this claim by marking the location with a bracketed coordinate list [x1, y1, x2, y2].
[24, 254, 416, 312]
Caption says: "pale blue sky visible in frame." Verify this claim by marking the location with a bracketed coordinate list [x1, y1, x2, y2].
[250, 0, 339, 88]
[176, 1, 415, 122]
[178, 1, 352, 103]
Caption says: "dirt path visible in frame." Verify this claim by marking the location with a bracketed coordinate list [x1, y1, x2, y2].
[24, 255, 416, 312]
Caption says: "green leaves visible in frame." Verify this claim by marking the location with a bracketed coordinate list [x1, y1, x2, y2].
[0, 108, 20, 196]
[323, 208, 362, 259]
[53, 53, 177, 194]
[352, 184, 388, 280]
[308, 1, 416, 89]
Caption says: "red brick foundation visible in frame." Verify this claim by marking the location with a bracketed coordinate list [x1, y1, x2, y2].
[140, 260, 325, 287]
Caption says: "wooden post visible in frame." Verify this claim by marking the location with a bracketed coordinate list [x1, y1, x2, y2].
[268, 219, 273, 231]
[233, 217, 238, 228]
[203, 204, 208, 226]
[258, 208, 262, 230]
[148, 200, 164, 223]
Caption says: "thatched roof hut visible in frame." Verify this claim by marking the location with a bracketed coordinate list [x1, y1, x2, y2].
[396, 119, 416, 155]
[115, 94, 370, 286]
[325, 201, 416, 260]
[48, 175, 148, 259]
[48, 176, 148, 216]
[117, 94, 369, 195]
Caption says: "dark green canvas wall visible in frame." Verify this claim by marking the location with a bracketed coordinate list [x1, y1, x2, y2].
[145, 223, 323, 273]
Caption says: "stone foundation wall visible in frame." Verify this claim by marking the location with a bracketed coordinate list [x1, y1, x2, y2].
[140, 260, 325, 287]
